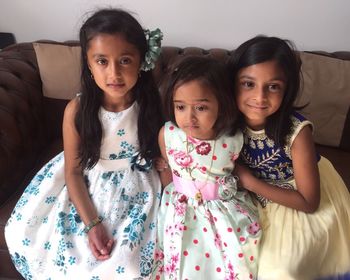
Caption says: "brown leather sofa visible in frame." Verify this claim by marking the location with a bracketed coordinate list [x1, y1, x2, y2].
[0, 41, 349, 279]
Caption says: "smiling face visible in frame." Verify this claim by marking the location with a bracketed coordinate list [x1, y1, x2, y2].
[87, 33, 141, 110]
[235, 60, 286, 130]
[173, 80, 219, 140]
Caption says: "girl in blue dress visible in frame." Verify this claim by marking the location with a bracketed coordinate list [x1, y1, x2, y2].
[5, 8, 163, 279]
[229, 35, 350, 280]
[153, 56, 262, 280]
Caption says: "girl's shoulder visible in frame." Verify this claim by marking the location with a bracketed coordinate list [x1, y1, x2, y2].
[292, 111, 309, 123]
[164, 121, 177, 129]
[290, 111, 313, 135]
[164, 121, 182, 135]
[163, 121, 185, 143]
[219, 129, 244, 154]
[219, 129, 243, 143]
[285, 111, 314, 155]
[64, 97, 80, 117]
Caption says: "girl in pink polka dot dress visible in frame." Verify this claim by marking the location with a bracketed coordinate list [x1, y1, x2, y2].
[152, 56, 262, 280]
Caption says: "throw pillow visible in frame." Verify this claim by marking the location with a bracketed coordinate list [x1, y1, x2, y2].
[297, 52, 350, 149]
[33, 43, 81, 100]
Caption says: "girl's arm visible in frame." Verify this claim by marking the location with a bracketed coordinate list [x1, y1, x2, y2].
[157, 126, 173, 187]
[237, 125, 320, 213]
[63, 99, 113, 259]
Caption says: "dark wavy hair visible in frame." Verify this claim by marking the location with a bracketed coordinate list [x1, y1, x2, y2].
[76, 8, 163, 169]
[227, 35, 302, 147]
[163, 56, 238, 138]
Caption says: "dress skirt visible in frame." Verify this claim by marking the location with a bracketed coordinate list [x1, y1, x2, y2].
[258, 156, 350, 280]
[153, 183, 261, 279]
[5, 152, 161, 280]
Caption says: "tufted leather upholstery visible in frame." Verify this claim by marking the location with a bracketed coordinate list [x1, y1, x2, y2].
[0, 41, 349, 279]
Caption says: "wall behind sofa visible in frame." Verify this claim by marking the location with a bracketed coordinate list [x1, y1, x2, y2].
[0, 0, 350, 52]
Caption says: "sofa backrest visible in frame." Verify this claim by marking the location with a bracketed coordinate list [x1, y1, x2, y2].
[2, 40, 350, 152]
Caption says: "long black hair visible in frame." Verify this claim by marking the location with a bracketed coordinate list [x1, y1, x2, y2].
[163, 56, 238, 137]
[228, 35, 302, 147]
[76, 8, 163, 169]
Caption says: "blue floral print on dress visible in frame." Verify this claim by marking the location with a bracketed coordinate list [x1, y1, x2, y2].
[5, 103, 161, 279]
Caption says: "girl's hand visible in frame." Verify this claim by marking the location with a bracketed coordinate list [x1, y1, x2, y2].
[154, 157, 169, 172]
[235, 126, 320, 213]
[154, 156, 172, 187]
[157, 127, 173, 187]
[87, 223, 114, 261]
[234, 163, 256, 192]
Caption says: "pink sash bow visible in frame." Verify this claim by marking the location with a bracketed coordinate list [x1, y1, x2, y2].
[173, 175, 220, 200]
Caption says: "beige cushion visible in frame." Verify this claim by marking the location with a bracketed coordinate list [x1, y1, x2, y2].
[33, 43, 81, 100]
[297, 52, 350, 147]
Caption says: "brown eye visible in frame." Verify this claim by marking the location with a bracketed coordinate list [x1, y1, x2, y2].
[195, 105, 207, 112]
[120, 57, 132, 65]
[175, 104, 185, 111]
[97, 58, 107, 65]
[241, 81, 254, 89]
[269, 84, 282, 92]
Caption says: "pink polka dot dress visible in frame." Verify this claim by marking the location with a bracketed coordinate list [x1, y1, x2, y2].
[152, 122, 262, 280]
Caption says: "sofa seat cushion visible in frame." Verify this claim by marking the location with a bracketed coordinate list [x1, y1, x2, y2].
[316, 144, 350, 191]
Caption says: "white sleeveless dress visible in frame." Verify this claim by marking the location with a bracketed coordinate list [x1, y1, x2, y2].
[5, 102, 161, 280]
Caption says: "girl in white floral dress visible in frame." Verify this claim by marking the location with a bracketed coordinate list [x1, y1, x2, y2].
[5, 9, 164, 279]
[152, 56, 261, 280]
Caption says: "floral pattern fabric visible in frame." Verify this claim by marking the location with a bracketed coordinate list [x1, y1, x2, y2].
[152, 122, 261, 280]
[241, 111, 350, 279]
[5, 102, 161, 280]
[241, 112, 313, 180]
[241, 111, 314, 207]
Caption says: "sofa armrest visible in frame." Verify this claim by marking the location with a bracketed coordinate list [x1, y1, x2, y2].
[0, 50, 47, 204]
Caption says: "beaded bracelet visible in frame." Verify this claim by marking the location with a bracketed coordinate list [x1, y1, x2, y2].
[83, 216, 103, 234]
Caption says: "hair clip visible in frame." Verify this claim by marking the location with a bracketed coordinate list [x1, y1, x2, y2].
[140, 28, 163, 72]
